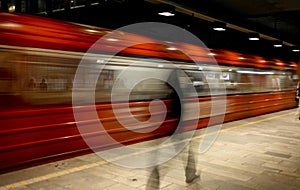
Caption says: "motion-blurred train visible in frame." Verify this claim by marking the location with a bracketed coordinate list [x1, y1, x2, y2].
[0, 12, 298, 172]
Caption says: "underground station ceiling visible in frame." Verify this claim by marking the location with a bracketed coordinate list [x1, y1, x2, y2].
[40, 0, 300, 61]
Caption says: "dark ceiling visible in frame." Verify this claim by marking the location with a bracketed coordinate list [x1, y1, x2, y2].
[10, 0, 300, 62]
[170, 0, 300, 45]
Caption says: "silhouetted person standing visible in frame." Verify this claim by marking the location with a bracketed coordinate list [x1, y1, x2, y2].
[145, 69, 200, 190]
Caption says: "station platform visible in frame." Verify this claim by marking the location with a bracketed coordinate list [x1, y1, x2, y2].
[1, 108, 300, 190]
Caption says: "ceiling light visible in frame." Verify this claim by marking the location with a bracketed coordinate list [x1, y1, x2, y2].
[158, 11, 175, 16]
[212, 21, 226, 31]
[248, 33, 260, 41]
[158, 4, 175, 17]
[292, 46, 300, 52]
[213, 27, 226, 32]
[8, 5, 15, 13]
[273, 40, 283, 47]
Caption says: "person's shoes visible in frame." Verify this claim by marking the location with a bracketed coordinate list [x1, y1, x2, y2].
[185, 174, 200, 184]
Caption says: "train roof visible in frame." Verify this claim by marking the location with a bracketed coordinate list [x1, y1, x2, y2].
[0, 12, 297, 71]
[0, 12, 110, 52]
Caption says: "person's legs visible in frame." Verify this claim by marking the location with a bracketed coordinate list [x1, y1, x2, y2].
[184, 146, 200, 184]
[145, 166, 160, 190]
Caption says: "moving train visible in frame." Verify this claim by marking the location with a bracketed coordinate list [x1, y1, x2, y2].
[0, 12, 298, 172]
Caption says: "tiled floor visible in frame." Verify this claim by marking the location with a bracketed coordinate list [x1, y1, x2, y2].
[1, 108, 300, 190]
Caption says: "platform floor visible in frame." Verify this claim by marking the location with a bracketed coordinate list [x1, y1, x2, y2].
[1, 108, 300, 190]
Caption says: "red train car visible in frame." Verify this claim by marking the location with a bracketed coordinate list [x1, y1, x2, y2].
[0, 12, 298, 173]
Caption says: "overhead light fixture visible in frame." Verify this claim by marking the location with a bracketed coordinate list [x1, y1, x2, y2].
[273, 40, 283, 47]
[292, 46, 300, 52]
[158, 11, 175, 16]
[212, 21, 226, 31]
[158, 4, 175, 17]
[8, 5, 15, 13]
[248, 33, 260, 41]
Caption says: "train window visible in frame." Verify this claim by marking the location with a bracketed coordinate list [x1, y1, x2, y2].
[15, 53, 79, 106]
[0, 67, 15, 80]
[128, 78, 171, 101]
[0, 67, 22, 109]
[95, 67, 173, 102]
[182, 66, 296, 96]
[235, 70, 295, 93]
[0, 67, 16, 93]
[292, 74, 299, 81]
[2, 46, 296, 107]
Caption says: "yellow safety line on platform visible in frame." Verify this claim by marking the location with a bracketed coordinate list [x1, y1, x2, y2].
[0, 109, 297, 189]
